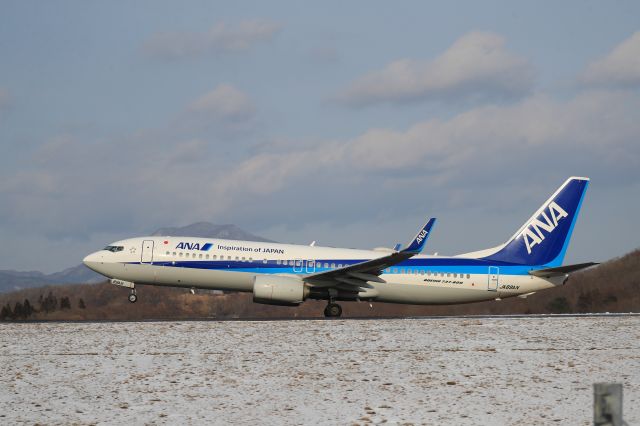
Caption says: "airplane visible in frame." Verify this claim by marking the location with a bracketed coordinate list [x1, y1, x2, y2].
[83, 177, 596, 317]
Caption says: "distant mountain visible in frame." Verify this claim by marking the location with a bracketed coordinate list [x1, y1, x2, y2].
[0, 223, 272, 293]
[152, 222, 274, 242]
[0, 267, 104, 294]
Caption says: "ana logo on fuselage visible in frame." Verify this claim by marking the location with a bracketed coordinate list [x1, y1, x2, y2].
[176, 242, 213, 251]
[520, 201, 569, 254]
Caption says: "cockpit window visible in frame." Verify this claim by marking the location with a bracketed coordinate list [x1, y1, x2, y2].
[104, 245, 124, 252]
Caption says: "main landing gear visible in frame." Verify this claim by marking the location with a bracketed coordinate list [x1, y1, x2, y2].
[324, 302, 342, 318]
[128, 288, 137, 303]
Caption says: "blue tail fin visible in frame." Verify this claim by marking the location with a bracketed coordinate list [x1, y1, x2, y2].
[482, 177, 589, 267]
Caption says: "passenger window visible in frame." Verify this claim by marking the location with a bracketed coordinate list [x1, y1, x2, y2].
[331, 263, 336, 268]
[467, 274, 470, 279]
[212, 255, 217, 260]
[199, 254, 203, 259]
[173, 252, 176, 256]
[206, 254, 209, 259]
[228, 256, 231, 260]
[235, 256, 239, 261]
[242, 257, 245, 261]
[324, 263, 329, 268]
[263, 259, 268, 264]
[179, 252, 183, 257]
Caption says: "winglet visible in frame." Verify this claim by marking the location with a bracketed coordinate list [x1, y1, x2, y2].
[403, 218, 436, 254]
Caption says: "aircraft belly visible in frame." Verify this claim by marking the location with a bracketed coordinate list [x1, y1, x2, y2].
[158, 266, 254, 291]
[372, 282, 494, 305]
[120, 264, 254, 291]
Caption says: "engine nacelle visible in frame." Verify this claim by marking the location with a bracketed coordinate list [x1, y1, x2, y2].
[253, 275, 309, 306]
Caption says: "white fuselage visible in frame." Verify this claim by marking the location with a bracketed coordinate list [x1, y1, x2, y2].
[83, 236, 562, 305]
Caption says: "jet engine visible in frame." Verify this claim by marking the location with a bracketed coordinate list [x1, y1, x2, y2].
[253, 275, 310, 306]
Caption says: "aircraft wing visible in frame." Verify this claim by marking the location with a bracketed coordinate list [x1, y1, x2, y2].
[303, 218, 436, 293]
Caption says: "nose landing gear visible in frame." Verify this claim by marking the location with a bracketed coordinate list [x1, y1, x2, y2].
[128, 288, 137, 303]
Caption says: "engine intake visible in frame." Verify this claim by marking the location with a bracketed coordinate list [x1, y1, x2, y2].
[253, 275, 309, 306]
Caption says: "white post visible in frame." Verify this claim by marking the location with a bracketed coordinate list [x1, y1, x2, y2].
[594, 383, 623, 426]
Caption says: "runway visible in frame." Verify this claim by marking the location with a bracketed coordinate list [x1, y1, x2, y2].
[1, 316, 639, 425]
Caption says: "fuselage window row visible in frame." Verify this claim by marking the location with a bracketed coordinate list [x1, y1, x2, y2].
[156, 252, 468, 280]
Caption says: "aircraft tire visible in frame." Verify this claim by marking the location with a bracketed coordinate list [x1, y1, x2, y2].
[324, 303, 342, 318]
[128, 293, 138, 303]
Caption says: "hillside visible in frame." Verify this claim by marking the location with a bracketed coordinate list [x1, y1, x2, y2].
[1, 249, 638, 321]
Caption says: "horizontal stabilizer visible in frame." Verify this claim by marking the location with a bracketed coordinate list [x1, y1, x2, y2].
[529, 262, 598, 278]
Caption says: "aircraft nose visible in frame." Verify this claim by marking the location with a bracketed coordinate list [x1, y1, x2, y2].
[83, 251, 104, 272]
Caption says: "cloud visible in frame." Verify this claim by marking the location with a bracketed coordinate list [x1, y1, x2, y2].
[1, 89, 639, 271]
[581, 31, 640, 87]
[187, 84, 256, 122]
[337, 32, 535, 106]
[210, 90, 640, 209]
[142, 20, 282, 60]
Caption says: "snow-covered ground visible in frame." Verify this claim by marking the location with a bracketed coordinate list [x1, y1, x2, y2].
[1, 316, 638, 425]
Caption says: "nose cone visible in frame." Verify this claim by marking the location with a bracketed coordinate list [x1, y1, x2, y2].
[83, 251, 105, 273]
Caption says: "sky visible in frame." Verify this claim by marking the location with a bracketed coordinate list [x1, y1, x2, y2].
[1, 1, 639, 272]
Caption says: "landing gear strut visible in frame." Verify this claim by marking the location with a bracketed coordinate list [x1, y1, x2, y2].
[128, 288, 137, 303]
[324, 302, 342, 318]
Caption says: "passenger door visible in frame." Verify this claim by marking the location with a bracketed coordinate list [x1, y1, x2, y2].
[141, 240, 154, 264]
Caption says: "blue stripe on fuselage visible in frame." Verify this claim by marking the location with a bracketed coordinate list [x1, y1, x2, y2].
[131, 257, 537, 276]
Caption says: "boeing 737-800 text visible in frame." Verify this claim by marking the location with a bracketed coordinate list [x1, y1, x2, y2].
[83, 177, 595, 317]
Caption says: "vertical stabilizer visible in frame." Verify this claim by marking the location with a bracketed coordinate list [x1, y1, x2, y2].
[480, 177, 589, 266]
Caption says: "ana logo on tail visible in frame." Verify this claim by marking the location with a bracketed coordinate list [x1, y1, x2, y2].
[520, 201, 568, 254]
[415, 229, 428, 245]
